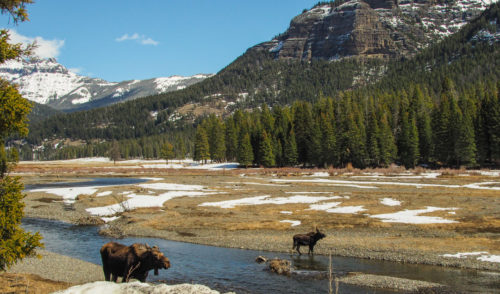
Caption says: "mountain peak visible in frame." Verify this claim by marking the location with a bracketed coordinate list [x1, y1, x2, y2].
[0, 58, 211, 111]
[253, 0, 497, 61]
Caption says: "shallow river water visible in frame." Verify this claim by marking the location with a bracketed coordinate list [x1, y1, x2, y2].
[22, 218, 500, 294]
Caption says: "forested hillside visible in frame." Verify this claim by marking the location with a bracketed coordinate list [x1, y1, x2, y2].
[18, 2, 500, 167]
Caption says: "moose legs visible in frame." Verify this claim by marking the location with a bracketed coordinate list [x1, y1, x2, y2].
[292, 240, 303, 255]
[308, 244, 315, 255]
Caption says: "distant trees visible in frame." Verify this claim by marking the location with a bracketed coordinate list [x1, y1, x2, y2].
[193, 79, 500, 169]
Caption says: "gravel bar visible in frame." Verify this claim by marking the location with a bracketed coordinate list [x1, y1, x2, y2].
[8, 249, 103, 284]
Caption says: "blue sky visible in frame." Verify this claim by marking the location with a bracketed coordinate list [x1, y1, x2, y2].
[0, 1, 319, 82]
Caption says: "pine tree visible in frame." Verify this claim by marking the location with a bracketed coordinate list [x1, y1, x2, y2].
[489, 82, 500, 163]
[283, 124, 298, 166]
[238, 132, 254, 168]
[224, 119, 238, 162]
[367, 112, 381, 167]
[160, 141, 175, 164]
[258, 130, 275, 167]
[292, 101, 313, 165]
[212, 120, 226, 162]
[406, 114, 420, 168]
[433, 79, 455, 165]
[454, 93, 477, 166]
[320, 113, 337, 167]
[0, 0, 42, 271]
[194, 127, 210, 163]
[413, 86, 433, 163]
[109, 140, 121, 164]
[378, 114, 397, 166]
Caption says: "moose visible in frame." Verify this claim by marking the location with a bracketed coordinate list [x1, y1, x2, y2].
[292, 228, 326, 255]
[100, 242, 170, 282]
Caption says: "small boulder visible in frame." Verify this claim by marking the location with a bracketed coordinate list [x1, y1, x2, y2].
[255, 256, 268, 263]
[268, 258, 292, 275]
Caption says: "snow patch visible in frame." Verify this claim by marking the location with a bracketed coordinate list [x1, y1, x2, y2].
[138, 183, 207, 191]
[53, 281, 224, 294]
[308, 202, 365, 214]
[96, 191, 112, 197]
[281, 220, 301, 227]
[478, 170, 500, 177]
[442, 252, 500, 263]
[87, 190, 215, 216]
[199, 195, 337, 209]
[442, 252, 488, 258]
[30, 186, 106, 204]
[478, 255, 500, 263]
[101, 216, 120, 223]
[370, 206, 458, 224]
[306, 172, 330, 177]
[463, 182, 500, 190]
[380, 198, 401, 206]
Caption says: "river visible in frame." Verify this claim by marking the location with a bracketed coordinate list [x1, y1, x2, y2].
[21, 218, 500, 293]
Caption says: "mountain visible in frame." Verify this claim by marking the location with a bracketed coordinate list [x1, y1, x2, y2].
[21, 1, 500, 161]
[0, 58, 212, 112]
[254, 0, 496, 60]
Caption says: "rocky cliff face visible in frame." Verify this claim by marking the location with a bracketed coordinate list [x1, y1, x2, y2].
[254, 0, 497, 60]
[0, 58, 212, 111]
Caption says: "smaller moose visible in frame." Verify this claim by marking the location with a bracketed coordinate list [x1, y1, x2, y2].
[292, 228, 326, 255]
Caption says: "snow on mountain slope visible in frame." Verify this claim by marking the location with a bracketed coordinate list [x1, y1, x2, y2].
[0, 58, 212, 111]
[254, 0, 499, 60]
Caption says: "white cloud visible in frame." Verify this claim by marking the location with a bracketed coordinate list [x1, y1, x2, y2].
[8, 29, 64, 59]
[115, 33, 158, 46]
[115, 33, 140, 42]
[141, 37, 159, 45]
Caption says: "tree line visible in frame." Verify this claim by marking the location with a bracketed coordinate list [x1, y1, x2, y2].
[194, 78, 500, 168]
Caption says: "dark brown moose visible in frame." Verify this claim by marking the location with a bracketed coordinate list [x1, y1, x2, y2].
[100, 242, 170, 282]
[292, 228, 326, 255]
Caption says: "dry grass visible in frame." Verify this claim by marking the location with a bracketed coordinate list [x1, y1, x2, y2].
[19, 161, 500, 258]
[0, 273, 72, 294]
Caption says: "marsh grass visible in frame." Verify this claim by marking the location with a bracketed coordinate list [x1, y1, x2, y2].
[0, 273, 72, 294]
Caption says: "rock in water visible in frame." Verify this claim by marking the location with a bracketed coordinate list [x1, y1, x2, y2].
[255, 256, 268, 263]
[268, 259, 292, 275]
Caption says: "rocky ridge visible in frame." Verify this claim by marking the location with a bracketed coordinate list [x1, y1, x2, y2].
[0, 58, 212, 111]
[253, 0, 498, 60]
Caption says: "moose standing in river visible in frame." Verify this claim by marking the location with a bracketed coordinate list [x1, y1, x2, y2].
[100, 242, 170, 282]
[292, 228, 326, 255]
